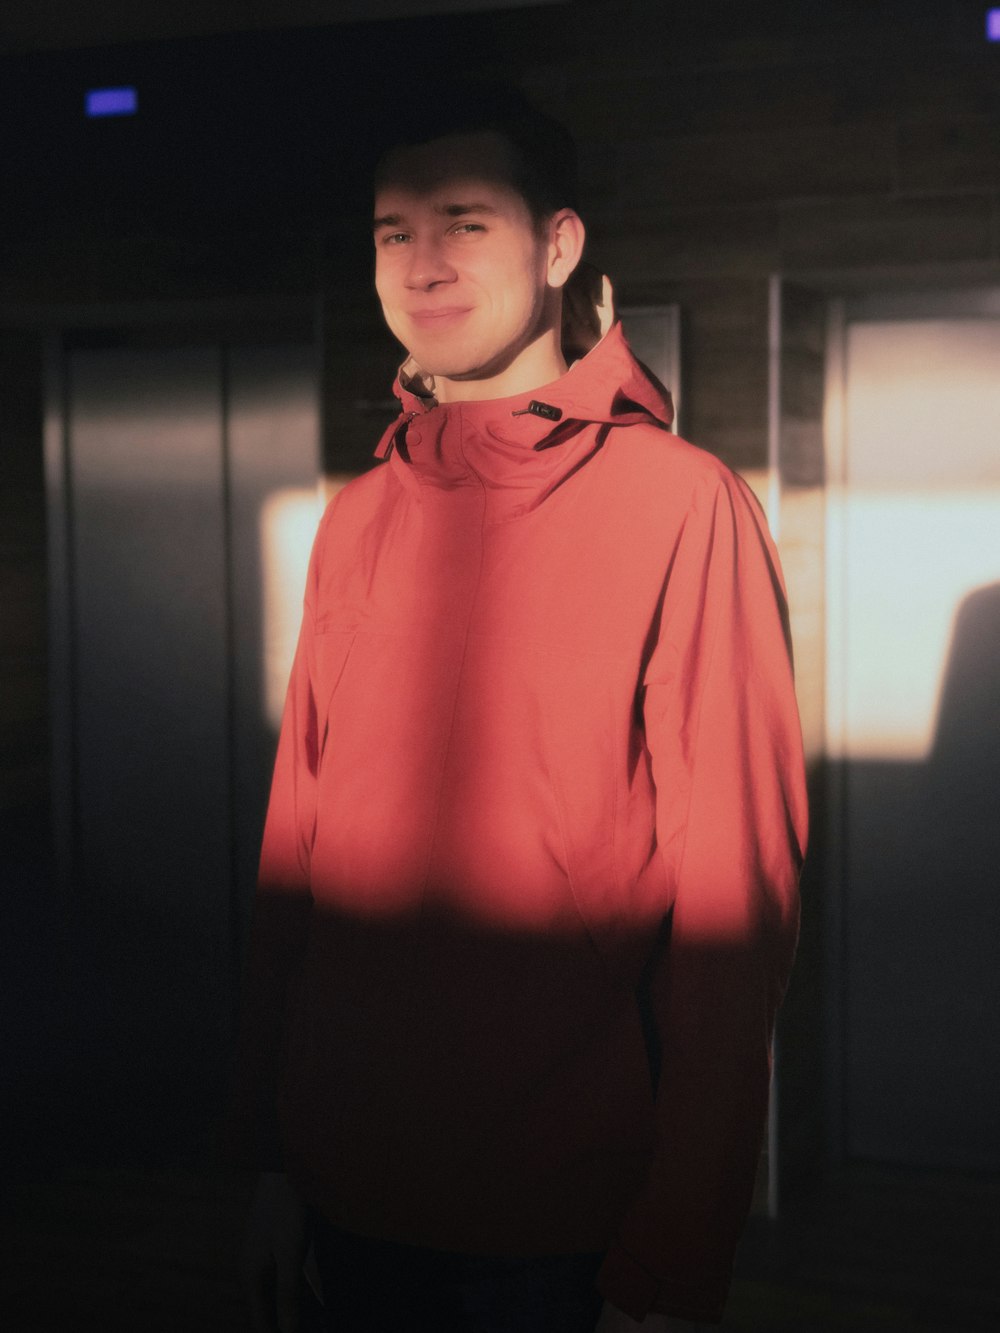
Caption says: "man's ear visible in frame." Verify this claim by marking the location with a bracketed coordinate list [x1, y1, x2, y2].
[545, 209, 587, 290]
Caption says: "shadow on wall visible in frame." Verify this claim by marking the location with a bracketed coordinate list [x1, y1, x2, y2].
[839, 581, 1000, 1171]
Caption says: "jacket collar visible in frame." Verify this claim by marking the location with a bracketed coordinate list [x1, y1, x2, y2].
[374, 322, 674, 464]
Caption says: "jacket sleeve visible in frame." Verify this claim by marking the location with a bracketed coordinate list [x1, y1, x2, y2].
[597, 468, 808, 1323]
[223, 510, 328, 1168]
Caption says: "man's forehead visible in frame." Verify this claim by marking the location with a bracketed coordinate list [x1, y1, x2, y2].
[373, 175, 522, 221]
[376, 131, 520, 198]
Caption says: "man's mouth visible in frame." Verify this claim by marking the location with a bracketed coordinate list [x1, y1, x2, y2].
[408, 307, 473, 328]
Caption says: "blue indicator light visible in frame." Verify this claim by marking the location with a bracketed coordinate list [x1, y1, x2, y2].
[988, 9, 1000, 40]
[85, 87, 138, 118]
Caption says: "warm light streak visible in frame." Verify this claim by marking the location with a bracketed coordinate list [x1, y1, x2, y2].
[831, 315, 1000, 761]
[259, 478, 358, 728]
[260, 488, 325, 729]
[841, 490, 1000, 760]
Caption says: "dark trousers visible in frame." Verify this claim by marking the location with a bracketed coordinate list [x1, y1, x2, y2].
[309, 1217, 604, 1333]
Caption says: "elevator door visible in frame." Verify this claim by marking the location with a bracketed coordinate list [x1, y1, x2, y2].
[51, 339, 321, 1150]
[828, 294, 1000, 1169]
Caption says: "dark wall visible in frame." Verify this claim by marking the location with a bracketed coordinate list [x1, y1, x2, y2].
[4, 2, 999, 436]
[0, 335, 47, 817]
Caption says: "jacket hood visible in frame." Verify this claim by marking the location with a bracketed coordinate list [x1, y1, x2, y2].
[374, 322, 675, 466]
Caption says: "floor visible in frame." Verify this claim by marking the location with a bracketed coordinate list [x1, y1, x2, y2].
[1, 1162, 998, 1331]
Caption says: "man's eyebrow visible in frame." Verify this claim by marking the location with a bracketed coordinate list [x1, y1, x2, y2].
[373, 201, 502, 230]
[373, 212, 405, 231]
[436, 201, 501, 217]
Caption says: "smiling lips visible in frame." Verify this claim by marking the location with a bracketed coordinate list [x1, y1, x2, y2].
[408, 306, 473, 328]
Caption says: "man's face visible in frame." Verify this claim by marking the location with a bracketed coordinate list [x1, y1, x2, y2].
[373, 132, 558, 398]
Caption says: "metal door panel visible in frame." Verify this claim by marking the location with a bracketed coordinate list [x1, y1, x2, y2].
[68, 347, 231, 934]
[51, 336, 320, 1152]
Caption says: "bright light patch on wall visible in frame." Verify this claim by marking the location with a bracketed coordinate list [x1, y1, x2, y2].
[260, 485, 331, 729]
[988, 9, 1000, 40]
[841, 491, 1000, 760]
[834, 318, 1000, 761]
[85, 87, 138, 118]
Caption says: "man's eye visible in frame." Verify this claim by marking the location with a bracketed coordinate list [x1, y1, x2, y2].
[451, 223, 485, 235]
[381, 232, 411, 245]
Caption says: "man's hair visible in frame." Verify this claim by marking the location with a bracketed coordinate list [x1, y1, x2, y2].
[372, 82, 580, 223]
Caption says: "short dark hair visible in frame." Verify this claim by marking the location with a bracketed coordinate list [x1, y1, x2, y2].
[372, 82, 580, 222]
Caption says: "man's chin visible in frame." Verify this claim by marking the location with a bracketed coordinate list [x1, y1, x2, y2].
[410, 347, 521, 386]
[407, 356, 489, 387]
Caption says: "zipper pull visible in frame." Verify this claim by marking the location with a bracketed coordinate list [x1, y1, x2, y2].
[511, 400, 563, 422]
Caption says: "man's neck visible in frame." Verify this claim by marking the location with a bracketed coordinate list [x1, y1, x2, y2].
[434, 328, 568, 405]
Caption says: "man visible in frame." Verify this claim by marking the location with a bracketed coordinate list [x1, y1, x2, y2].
[233, 87, 807, 1333]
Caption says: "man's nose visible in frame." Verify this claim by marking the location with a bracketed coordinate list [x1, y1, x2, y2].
[404, 237, 457, 290]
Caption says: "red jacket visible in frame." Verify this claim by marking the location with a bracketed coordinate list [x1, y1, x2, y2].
[234, 323, 807, 1322]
